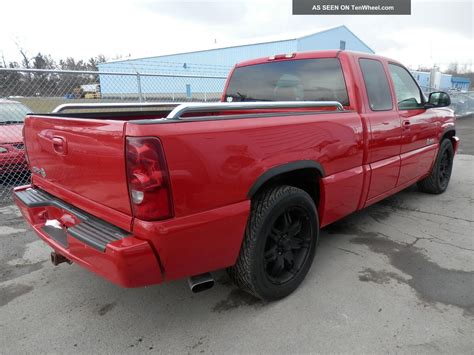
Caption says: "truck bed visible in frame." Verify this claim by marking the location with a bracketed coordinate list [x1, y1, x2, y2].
[24, 101, 350, 229]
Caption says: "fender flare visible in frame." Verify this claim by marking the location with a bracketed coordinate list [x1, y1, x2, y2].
[441, 126, 456, 140]
[247, 160, 325, 199]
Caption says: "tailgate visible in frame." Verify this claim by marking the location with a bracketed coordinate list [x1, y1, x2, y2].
[24, 115, 131, 215]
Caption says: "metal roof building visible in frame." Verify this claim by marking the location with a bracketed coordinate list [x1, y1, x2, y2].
[98, 25, 374, 100]
[411, 70, 472, 92]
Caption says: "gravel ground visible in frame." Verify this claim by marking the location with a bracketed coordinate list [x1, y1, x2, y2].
[0, 116, 473, 353]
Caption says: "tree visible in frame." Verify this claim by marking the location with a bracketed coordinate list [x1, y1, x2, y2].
[446, 62, 459, 75]
[88, 55, 107, 71]
[0, 50, 110, 98]
[59, 57, 86, 71]
[32, 53, 56, 70]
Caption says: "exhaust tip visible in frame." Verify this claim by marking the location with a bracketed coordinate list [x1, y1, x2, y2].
[188, 273, 215, 293]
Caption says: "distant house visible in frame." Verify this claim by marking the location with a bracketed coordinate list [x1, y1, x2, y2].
[98, 25, 374, 100]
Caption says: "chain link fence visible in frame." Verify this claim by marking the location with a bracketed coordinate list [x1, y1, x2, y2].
[0, 66, 228, 204]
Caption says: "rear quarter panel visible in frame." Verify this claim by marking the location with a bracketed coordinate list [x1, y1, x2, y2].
[126, 111, 364, 219]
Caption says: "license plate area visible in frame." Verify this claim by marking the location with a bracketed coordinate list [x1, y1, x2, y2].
[15, 187, 131, 252]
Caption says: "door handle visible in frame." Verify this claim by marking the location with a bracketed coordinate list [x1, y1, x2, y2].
[402, 120, 411, 128]
[52, 136, 67, 155]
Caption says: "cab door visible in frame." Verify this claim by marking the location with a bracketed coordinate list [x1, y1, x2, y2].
[358, 58, 402, 202]
[387, 64, 438, 185]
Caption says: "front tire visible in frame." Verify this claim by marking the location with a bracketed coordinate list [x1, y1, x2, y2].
[228, 185, 319, 301]
[417, 139, 454, 194]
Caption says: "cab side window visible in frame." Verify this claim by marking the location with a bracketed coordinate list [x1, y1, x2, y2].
[388, 64, 423, 110]
[359, 59, 393, 111]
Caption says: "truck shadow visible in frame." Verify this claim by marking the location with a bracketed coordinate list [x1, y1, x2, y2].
[108, 184, 472, 320]
[53, 187, 410, 315]
[76, 188, 415, 318]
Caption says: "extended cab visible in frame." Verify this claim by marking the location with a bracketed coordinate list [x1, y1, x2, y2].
[14, 51, 458, 300]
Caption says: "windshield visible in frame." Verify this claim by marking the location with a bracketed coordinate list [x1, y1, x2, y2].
[0, 102, 31, 124]
[225, 58, 349, 105]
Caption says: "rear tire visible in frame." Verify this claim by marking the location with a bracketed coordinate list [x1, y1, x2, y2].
[227, 185, 319, 301]
[417, 139, 454, 194]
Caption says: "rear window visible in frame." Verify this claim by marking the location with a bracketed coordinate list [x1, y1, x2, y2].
[359, 59, 393, 111]
[225, 58, 349, 106]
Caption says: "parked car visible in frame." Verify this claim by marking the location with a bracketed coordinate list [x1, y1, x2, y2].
[14, 51, 458, 300]
[449, 90, 474, 116]
[0, 100, 31, 178]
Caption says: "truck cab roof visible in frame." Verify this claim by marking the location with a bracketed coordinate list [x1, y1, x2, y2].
[235, 50, 403, 68]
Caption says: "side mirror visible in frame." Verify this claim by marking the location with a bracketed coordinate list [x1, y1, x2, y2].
[426, 91, 451, 108]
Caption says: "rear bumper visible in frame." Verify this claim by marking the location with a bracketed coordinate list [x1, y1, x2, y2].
[14, 185, 163, 287]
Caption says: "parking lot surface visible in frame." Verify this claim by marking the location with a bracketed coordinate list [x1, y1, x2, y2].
[0, 117, 473, 353]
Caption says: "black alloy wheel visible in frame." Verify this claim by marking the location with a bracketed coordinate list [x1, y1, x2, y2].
[227, 185, 319, 301]
[438, 148, 453, 190]
[418, 139, 454, 194]
[264, 207, 312, 285]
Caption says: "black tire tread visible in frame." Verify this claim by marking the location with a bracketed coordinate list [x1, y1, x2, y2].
[417, 139, 453, 194]
[227, 185, 312, 299]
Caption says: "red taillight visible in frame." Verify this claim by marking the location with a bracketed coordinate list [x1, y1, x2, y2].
[126, 137, 173, 221]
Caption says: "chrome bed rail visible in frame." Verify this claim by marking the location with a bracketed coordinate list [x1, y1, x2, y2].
[52, 102, 181, 113]
[51, 101, 344, 118]
[165, 101, 344, 119]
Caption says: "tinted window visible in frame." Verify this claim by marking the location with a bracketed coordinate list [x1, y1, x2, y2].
[225, 58, 349, 105]
[359, 59, 393, 111]
[388, 64, 423, 109]
[0, 102, 30, 124]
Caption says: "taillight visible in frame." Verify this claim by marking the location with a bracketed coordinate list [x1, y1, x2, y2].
[126, 137, 173, 221]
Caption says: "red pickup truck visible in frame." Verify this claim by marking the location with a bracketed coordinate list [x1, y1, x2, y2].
[14, 50, 458, 300]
